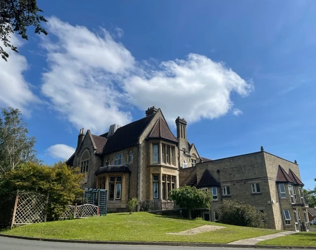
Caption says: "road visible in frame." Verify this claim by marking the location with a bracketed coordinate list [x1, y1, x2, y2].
[0, 236, 304, 250]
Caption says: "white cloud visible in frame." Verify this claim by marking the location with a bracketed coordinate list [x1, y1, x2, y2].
[41, 17, 134, 134]
[233, 108, 243, 116]
[0, 35, 39, 114]
[115, 27, 124, 38]
[47, 144, 75, 160]
[124, 54, 252, 124]
[41, 17, 252, 133]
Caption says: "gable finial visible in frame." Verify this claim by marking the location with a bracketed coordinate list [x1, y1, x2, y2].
[294, 160, 297, 164]
[260, 146, 264, 152]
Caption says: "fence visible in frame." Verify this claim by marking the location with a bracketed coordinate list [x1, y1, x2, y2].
[84, 188, 107, 216]
[60, 204, 99, 219]
[139, 200, 175, 212]
[10, 191, 48, 228]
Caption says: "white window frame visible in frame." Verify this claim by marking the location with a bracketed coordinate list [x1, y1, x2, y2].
[212, 187, 218, 201]
[284, 210, 291, 225]
[288, 185, 295, 204]
[114, 153, 122, 165]
[109, 176, 122, 200]
[222, 186, 231, 196]
[251, 183, 261, 194]
[279, 184, 286, 198]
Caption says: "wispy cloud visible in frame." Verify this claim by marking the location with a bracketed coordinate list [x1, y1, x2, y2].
[233, 108, 243, 116]
[0, 35, 39, 115]
[47, 144, 75, 160]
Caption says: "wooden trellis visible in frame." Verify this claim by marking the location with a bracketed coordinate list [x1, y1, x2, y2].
[60, 204, 99, 219]
[11, 191, 48, 228]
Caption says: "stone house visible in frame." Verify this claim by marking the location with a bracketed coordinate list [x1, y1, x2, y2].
[66, 106, 308, 231]
[180, 149, 309, 231]
[67, 107, 202, 212]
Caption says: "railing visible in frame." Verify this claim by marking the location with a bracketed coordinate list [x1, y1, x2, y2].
[60, 204, 99, 219]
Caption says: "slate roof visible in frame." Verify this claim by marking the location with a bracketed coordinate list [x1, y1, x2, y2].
[308, 207, 316, 217]
[103, 114, 155, 154]
[186, 174, 197, 187]
[201, 157, 212, 162]
[66, 153, 75, 166]
[288, 169, 304, 186]
[196, 169, 220, 188]
[147, 117, 177, 143]
[95, 165, 131, 175]
[91, 135, 107, 154]
[276, 165, 295, 183]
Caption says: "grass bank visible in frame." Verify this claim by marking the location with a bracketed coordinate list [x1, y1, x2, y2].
[259, 231, 316, 247]
[2, 212, 278, 243]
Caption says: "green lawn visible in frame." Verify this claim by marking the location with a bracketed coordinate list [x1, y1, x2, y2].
[259, 231, 316, 247]
[2, 212, 278, 243]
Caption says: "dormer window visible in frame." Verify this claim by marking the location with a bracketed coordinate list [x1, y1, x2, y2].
[114, 153, 122, 165]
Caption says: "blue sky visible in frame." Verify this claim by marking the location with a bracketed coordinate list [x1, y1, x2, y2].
[0, 1, 315, 189]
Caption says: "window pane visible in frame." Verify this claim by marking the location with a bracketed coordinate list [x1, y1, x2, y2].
[162, 144, 165, 163]
[256, 183, 260, 193]
[153, 144, 158, 163]
[109, 183, 114, 200]
[284, 210, 290, 219]
[153, 182, 158, 198]
[110, 177, 115, 181]
[116, 183, 121, 199]
[227, 186, 230, 195]
[116, 177, 122, 182]
[153, 175, 159, 181]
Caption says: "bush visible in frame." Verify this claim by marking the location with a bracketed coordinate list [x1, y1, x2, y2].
[217, 200, 265, 228]
[128, 198, 139, 214]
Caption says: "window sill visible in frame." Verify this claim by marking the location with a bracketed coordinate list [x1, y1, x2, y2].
[222, 195, 231, 197]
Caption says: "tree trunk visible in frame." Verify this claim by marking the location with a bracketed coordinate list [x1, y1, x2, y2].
[188, 208, 192, 219]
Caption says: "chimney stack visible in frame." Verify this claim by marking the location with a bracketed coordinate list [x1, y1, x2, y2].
[77, 128, 85, 148]
[175, 117, 187, 140]
[145, 106, 158, 117]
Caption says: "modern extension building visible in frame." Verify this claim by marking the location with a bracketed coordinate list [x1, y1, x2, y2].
[66, 106, 309, 231]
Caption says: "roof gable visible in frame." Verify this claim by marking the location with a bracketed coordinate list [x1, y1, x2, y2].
[91, 134, 107, 154]
[103, 114, 155, 154]
[147, 117, 177, 143]
[288, 169, 304, 186]
[276, 165, 295, 183]
[197, 169, 220, 188]
[189, 143, 200, 158]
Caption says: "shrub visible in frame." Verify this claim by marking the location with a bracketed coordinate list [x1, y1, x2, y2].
[217, 199, 265, 228]
[128, 198, 139, 214]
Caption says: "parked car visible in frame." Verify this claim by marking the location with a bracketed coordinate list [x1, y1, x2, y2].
[310, 219, 316, 225]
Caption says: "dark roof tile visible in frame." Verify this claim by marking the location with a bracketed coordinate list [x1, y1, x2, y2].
[95, 165, 131, 175]
[103, 114, 155, 154]
[197, 169, 220, 188]
[276, 165, 295, 183]
[147, 117, 177, 143]
[288, 169, 304, 186]
[92, 135, 107, 154]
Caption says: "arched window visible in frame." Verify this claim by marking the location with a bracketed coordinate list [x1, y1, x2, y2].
[191, 153, 197, 167]
[128, 150, 133, 163]
[80, 149, 90, 173]
[105, 157, 110, 166]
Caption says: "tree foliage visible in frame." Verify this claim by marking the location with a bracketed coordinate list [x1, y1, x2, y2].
[0, 161, 84, 220]
[304, 180, 316, 208]
[0, 0, 47, 61]
[217, 200, 265, 228]
[128, 198, 139, 214]
[170, 186, 212, 219]
[0, 107, 37, 173]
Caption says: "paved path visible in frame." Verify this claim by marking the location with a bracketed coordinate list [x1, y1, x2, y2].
[228, 231, 296, 245]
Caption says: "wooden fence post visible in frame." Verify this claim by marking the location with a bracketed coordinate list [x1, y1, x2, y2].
[73, 203, 77, 219]
[97, 206, 100, 216]
[11, 190, 19, 229]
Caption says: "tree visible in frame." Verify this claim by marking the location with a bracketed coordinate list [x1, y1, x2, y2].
[0, 0, 47, 61]
[128, 198, 139, 214]
[304, 180, 316, 208]
[170, 186, 212, 219]
[217, 200, 265, 228]
[0, 161, 84, 220]
[0, 107, 37, 173]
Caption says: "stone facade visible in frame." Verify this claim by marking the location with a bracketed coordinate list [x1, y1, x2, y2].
[67, 107, 308, 231]
[180, 150, 309, 231]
